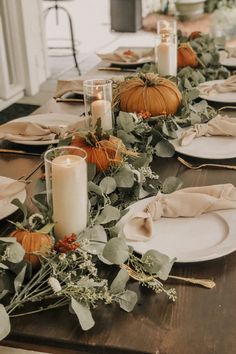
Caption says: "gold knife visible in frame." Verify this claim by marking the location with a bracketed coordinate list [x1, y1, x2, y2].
[0, 149, 41, 156]
[98, 67, 137, 73]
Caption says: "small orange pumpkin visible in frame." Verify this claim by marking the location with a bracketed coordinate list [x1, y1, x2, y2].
[71, 135, 123, 172]
[177, 43, 199, 69]
[11, 230, 53, 269]
[188, 31, 202, 40]
[116, 73, 182, 116]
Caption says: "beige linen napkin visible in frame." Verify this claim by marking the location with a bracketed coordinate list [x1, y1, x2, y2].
[123, 184, 236, 242]
[0, 180, 25, 208]
[54, 80, 83, 100]
[200, 75, 236, 95]
[179, 114, 236, 146]
[97, 48, 154, 63]
[0, 114, 85, 141]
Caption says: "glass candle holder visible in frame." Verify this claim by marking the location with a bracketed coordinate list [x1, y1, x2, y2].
[157, 19, 177, 37]
[44, 146, 88, 240]
[83, 79, 113, 131]
[155, 33, 177, 77]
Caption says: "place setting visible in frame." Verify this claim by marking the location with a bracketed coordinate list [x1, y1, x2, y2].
[0, 113, 88, 146]
[171, 113, 236, 160]
[117, 184, 236, 263]
[96, 47, 155, 72]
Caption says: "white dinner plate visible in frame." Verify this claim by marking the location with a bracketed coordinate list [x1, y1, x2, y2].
[118, 196, 236, 263]
[6, 113, 83, 146]
[198, 80, 236, 103]
[171, 134, 236, 159]
[0, 176, 27, 220]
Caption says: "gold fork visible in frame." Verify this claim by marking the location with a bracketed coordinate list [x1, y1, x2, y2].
[177, 156, 236, 171]
[121, 264, 215, 289]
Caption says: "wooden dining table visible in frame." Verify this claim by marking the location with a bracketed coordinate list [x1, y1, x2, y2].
[1, 62, 236, 354]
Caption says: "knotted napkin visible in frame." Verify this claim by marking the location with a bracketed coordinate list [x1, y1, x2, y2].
[179, 114, 236, 146]
[199, 75, 236, 95]
[0, 180, 25, 209]
[54, 80, 83, 100]
[123, 184, 236, 242]
[0, 113, 85, 141]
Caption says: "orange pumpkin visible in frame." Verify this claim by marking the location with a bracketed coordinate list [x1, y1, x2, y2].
[71, 135, 122, 172]
[117, 73, 182, 116]
[11, 230, 53, 269]
[177, 43, 199, 69]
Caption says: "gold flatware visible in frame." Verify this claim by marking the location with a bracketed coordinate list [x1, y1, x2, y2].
[98, 67, 137, 73]
[177, 156, 236, 171]
[121, 264, 215, 289]
[0, 148, 41, 157]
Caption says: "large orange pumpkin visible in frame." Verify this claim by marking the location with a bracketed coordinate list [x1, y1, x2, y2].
[71, 135, 123, 172]
[177, 43, 199, 69]
[117, 73, 182, 116]
[11, 230, 53, 269]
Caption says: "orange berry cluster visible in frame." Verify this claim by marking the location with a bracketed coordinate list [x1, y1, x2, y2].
[54, 233, 80, 253]
[138, 111, 151, 120]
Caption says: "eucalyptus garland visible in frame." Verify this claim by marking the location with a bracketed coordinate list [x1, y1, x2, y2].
[0, 30, 230, 338]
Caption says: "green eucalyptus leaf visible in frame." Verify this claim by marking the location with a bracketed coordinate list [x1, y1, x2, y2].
[154, 140, 175, 158]
[0, 237, 16, 243]
[7, 242, 25, 263]
[109, 193, 119, 205]
[162, 176, 183, 194]
[37, 223, 54, 234]
[133, 153, 153, 169]
[110, 268, 129, 294]
[117, 290, 138, 312]
[117, 111, 136, 132]
[99, 177, 117, 194]
[31, 192, 49, 214]
[0, 304, 11, 340]
[117, 130, 140, 144]
[141, 249, 175, 279]
[14, 264, 26, 294]
[0, 271, 14, 293]
[88, 181, 103, 196]
[0, 263, 8, 270]
[71, 297, 95, 331]
[113, 165, 134, 188]
[79, 225, 107, 243]
[11, 198, 27, 225]
[103, 237, 129, 264]
[0, 290, 9, 301]
[96, 205, 120, 225]
[87, 163, 96, 181]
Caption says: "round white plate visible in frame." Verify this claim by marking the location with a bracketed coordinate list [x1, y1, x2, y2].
[6, 113, 82, 146]
[118, 196, 236, 263]
[0, 176, 27, 220]
[198, 80, 236, 103]
[171, 134, 236, 159]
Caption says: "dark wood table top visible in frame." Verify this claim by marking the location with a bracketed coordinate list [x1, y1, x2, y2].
[1, 104, 236, 354]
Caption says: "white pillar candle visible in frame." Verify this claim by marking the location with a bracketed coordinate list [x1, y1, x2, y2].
[157, 41, 177, 76]
[91, 99, 112, 131]
[52, 154, 87, 240]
